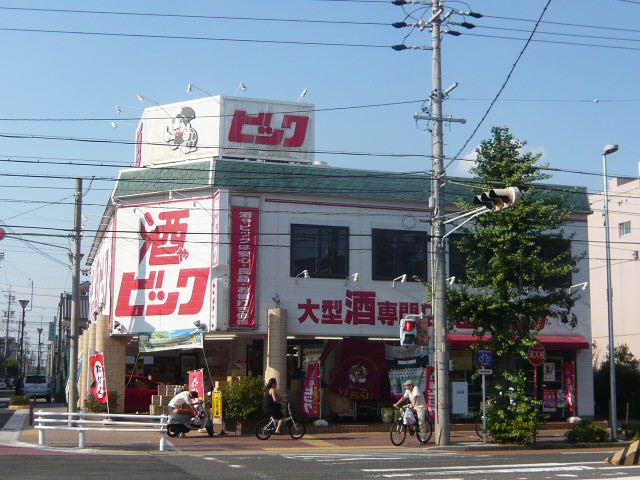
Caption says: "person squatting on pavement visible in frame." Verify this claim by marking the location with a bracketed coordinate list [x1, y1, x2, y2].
[168, 390, 200, 436]
[393, 379, 427, 438]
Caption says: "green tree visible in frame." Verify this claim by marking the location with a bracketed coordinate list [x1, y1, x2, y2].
[593, 344, 640, 420]
[448, 126, 580, 363]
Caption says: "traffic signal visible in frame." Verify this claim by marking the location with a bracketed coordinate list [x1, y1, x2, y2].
[399, 316, 416, 346]
[473, 186, 524, 211]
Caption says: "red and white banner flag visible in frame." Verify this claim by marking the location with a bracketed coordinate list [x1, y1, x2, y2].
[563, 362, 576, 414]
[188, 369, 205, 399]
[229, 207, 259, 328]
[90, 352, 109, 404]
[302, 362, 321, 418]
[426, 366, 436, 421]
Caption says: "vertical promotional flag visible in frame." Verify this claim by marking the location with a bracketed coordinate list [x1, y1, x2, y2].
[89, 353, 109, 404]
[302, 362, 321, 418]
[426, 365, 436, 421]
[229, 207, 259, 328]
[563, 362, 576, 414]
[188, 369, 205, 399]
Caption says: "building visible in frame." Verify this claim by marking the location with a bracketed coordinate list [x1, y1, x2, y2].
[589, 176, 640, 363]
[84, 94, 594, 419]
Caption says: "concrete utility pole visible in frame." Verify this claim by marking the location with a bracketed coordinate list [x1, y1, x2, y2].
[68, 178, 82, 413]
[429, 0, 451, 446]
[37, 327, 43, 375]
[3, 286, 13, 378]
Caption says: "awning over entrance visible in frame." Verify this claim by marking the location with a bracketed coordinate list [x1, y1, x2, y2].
[448, 333, 590, 350]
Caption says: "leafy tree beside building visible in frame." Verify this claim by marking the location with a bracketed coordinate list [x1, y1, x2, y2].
[446, 127, 582, 442]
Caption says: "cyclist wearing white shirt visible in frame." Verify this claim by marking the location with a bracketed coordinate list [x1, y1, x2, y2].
[393, 379, 427, 438]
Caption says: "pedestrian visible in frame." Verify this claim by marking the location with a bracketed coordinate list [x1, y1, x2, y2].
[262, 378, 285, 434]
[393, 379, 427, 438]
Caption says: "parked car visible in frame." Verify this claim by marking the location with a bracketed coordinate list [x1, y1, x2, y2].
[5, 378, 15, 389]
[125, 375, 159, 413]
[23, 374, 52, 402]
[0, 379, 6, 389]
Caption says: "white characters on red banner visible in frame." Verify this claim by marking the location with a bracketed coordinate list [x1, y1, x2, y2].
[90, 353, 109, 404]
[230, 207, 259, 328]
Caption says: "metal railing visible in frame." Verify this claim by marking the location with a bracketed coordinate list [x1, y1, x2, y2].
[34, 410, 169, 451]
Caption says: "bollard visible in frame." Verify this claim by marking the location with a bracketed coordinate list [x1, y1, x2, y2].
[28, 401, 35, 426]
[78, 430, 86, 448]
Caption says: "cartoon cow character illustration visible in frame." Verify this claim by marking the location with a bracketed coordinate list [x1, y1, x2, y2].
[164, 106, 198, 153]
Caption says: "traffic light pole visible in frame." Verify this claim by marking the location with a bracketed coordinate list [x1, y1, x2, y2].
[430, 0, 450, 446]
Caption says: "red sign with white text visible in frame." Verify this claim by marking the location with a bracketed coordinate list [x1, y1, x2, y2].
[188, 369, 205, 399]
[528, 343, 546, 367]
[90, 353, 109, 404]
[112, 198, 213, 334]
[229, 207, 259, 328]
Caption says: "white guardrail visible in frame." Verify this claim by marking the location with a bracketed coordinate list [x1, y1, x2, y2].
[34, 411, 169, 451]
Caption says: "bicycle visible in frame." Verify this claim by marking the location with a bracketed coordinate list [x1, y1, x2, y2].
[255, 402, 306, 440]
[390, 405, 432, 446]
[474, 413, 490, 440]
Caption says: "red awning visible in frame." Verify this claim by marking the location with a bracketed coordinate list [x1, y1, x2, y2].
[448, 333, 590, 350]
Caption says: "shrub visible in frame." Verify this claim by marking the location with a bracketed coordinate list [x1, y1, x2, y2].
[565, 421, 608, 443]
[486, 371, 544, 445]
[9, 395, 29, 406]
[221, 376, 264, 421]
[83, 391, 119, 413]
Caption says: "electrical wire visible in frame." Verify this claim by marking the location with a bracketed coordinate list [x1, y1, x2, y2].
[447, 0, 553, 170]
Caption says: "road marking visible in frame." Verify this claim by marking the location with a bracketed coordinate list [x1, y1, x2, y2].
[228, 465, 244, 468]
[363, 460, 603, 472]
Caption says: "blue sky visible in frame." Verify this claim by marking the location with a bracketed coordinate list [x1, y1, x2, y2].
[0, 0, 638, 351]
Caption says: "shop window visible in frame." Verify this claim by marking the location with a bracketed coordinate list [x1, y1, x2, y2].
[290, 224, 349, 279]
[371, 229, 428, 281]
[619, 220, 631, 237]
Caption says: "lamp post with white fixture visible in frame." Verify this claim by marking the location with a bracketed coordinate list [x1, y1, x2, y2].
[602, 143, 619, 440]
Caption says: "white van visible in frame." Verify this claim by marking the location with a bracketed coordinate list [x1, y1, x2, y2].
[23, 375, 52, 402]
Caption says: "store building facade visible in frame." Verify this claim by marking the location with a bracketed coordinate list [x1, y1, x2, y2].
[84, 94, 594, 419]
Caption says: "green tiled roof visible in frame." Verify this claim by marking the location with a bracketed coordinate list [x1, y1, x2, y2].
[112, 158, 590, 212]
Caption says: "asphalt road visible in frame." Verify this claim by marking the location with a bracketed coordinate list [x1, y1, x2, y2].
[0, 446, 637, 480]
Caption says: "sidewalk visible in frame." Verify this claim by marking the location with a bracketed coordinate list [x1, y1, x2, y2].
[0, 406, 626, 454]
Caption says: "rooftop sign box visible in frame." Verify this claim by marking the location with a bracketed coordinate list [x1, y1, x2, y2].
[135, 96, 315, 167]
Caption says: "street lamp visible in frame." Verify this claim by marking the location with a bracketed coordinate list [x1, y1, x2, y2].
[602, 143, 619, 440]
[17, 299, 29, 394]
[36, 327, 43, 375]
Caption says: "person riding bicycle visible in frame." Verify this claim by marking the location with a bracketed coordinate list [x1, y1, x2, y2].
[262, 378, 285, 434]
[393, 379, 427, 438]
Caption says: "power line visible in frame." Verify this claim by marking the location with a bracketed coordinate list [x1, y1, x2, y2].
[0, 6, 390, 26]
[448, 0, 553, 169]
[0, 26, 391, 49]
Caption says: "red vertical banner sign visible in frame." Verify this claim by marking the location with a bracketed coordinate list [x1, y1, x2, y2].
[188, 369, 205, 399]
[230, 207, 259, 328]
[426, 365, 436, 421]
[563, 362, 576, 414]
[302, 362, 321, 418]
[90, 353, 109, 404]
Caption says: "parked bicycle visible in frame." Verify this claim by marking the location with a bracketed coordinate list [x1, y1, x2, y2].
[390, 405, 432, 446]
[255, 402, 306, 440]
[474, 413, 490, 440]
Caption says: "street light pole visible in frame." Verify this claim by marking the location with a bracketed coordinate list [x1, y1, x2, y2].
[37, 327, 43, 375]
[602, 143, 619, 441]
[17, 299, 29, 391]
